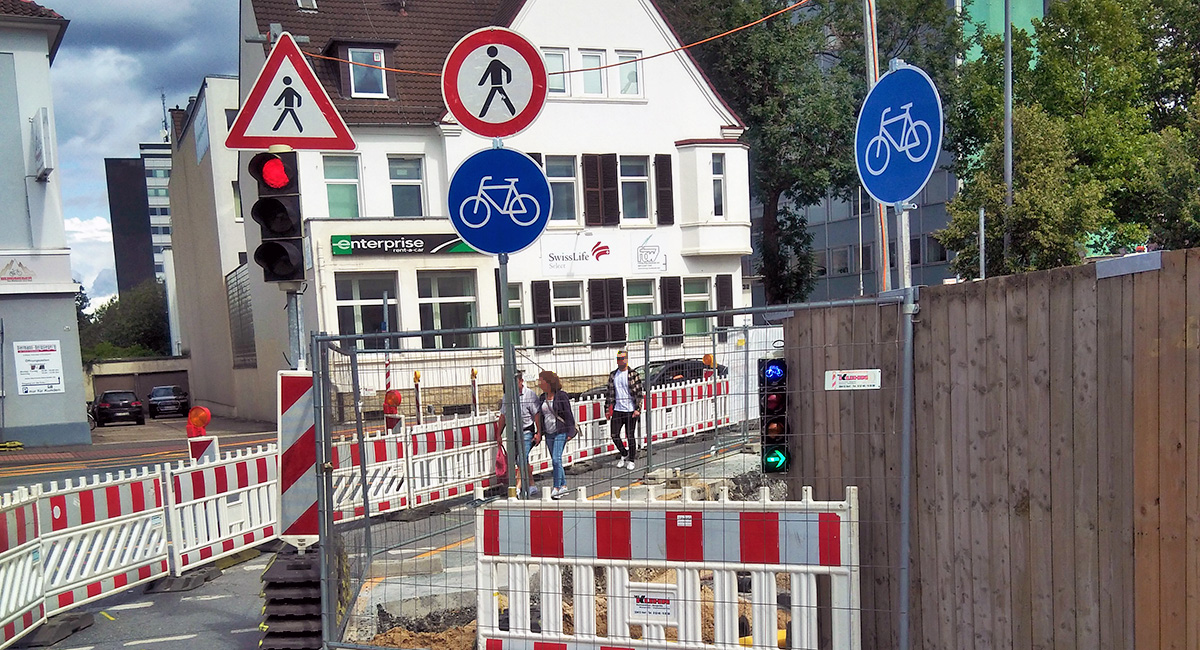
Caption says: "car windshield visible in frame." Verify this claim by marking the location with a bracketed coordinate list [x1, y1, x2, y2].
[103, 392, 136, 402]
[150, 387, 175, 397]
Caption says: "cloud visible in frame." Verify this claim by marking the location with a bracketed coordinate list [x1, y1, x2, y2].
[64, 216, 115, 300]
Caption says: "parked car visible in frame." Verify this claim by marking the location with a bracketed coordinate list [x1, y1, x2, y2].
[573, 385, 608, 401]
[637, 358, 729, 387]
[147, 385, 190, 419]
[92, 390, 145, 426]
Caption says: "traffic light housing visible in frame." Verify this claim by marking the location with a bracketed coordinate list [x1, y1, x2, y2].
[759, 358, 790, 473]
[249, 151, 304, 282]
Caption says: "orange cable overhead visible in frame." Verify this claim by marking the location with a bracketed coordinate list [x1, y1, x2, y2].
[301, 0, 813, 78]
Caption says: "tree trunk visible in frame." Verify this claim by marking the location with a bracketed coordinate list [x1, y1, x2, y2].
[760, 189, 785, 304]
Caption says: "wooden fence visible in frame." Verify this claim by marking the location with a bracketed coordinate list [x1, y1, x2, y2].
[784, 248, 1199, 650]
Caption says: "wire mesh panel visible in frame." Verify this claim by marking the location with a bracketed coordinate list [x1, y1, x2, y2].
[311, 305, 889, 650]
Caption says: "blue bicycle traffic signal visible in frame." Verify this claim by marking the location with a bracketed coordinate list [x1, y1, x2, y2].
[855, 62, 943, 206]
[447, 148, 551, 255]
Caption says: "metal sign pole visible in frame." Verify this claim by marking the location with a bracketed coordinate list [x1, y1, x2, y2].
[498, 253, 522, 493]
[895, 202, 913, 289]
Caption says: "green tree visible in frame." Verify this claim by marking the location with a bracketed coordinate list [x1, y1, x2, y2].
[83, 280, 170, 358]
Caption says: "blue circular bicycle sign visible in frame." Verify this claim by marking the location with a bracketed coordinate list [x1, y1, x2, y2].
[447, 148, 551, 255]
[854, 62, 943, 206]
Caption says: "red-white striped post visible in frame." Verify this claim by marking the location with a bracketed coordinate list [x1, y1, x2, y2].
[187, 436, 220, 463]
[470, 368, 479, 415]
[278, 371, 319, 550]
[413, 370, 423, 424]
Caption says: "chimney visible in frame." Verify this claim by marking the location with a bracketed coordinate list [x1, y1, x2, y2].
[169, 108, 188, 144]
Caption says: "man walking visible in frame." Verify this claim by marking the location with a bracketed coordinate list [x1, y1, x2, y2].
[605, 350, 643, 470]
[495, 370, 540, 496]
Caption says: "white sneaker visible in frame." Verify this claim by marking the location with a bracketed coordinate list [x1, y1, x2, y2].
[616, 458, 627, 470]
[551, 486, 567, 499]
[626, 459, 636, 470]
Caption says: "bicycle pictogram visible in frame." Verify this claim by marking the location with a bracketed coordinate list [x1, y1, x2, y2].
[458, 175, 541, 228]
[864, 102, 932, 176]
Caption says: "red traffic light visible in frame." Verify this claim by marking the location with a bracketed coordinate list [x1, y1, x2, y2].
[248, 151, 299, 195]
[261, 157, 292, 189]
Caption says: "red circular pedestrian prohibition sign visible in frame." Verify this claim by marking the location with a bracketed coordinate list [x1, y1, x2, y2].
[442, 27, 548, 139]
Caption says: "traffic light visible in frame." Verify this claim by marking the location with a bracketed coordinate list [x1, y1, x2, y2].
[759, 358, 790, 473]
[249, 151, 304, 282]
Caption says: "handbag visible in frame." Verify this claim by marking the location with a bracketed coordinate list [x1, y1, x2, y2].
[495, 442, 509, 479]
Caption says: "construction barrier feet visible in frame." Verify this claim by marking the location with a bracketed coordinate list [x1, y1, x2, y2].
[19, 612, 93, 647]
[260, 548, 322, 650]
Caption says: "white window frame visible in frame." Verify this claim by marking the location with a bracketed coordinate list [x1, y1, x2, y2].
[712, 153, 726, 218]
[348, 47, 388, 99]
[626, 279, 655, 342]
[506, 283, 524, 346]
[334, 272, 399, 349]
[417, 271, 479, 349]
[543, 49, 569, 95]
[580, 50, 606, 96]
[388, 155, 425, 218]
[619, 155, 651, 222]
[683, 277, 712, 336]
[545, 155, 579, 223]
[830, 246, 852, 275]
[615, 51, 642, 96]
[323, 155, 361, 219]
[552, 280, 585, 344]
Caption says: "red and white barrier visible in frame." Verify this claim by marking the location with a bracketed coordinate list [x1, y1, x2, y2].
[476, 485, 861, 650]
[406, 414, 497, 506]
[278, 371, 319, 549]
[187, 435, 220, 464]
[1, 486, 44, 648]
[330, 428, 408, 522]
[38, 467, 169, 618]
[165, 445, 278, 574]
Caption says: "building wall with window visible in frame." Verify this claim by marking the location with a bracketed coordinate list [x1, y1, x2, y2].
[0, 2, 91, 446]
[169, 75, 254, 418]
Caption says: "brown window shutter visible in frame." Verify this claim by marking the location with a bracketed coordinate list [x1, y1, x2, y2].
[583, 154, 603, 226]
[528, 152, 543, 166]
[655, 154, 674, 225]
[588, 278, 609, 345]
[607, 278, 625, 344]
[661, 276, 683, 345]
[601, 153, 620, 226]
[532, 280, 553, 347]
[715, 273, 733, 341]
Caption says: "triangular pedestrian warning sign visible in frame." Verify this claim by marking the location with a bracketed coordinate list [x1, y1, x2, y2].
[225, 32, 356, 151]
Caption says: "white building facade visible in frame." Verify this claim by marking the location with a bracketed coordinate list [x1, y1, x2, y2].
[217, 0, 751, 421]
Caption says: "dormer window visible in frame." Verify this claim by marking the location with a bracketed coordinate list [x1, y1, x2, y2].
[297, 0, 316, 8]
[348, 48, 388, 98]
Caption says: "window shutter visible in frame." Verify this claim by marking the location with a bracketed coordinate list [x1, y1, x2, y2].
[715, 273, 733, 342]
[588, 278, 609, 345]
[528, 152, 543, 166]
[655, 154, 674, 225]
[600, 153, 619, 226]
[583, 154, 603, 226]
[532, 280, 553, 347]
[607, 278, 625, 344]
[661, 276, 683, 346]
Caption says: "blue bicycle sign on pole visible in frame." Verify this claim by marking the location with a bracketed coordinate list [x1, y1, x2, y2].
[855, 61, 943, 206]
[447, 148, 551, 255]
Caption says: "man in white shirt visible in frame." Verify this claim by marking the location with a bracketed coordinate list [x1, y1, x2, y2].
[604, 350, 644, 470]
[495, 370, 541, 496]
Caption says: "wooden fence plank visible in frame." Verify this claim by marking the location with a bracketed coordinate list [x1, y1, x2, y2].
[1004, 274, 1032, 650]
[852, 303, 878, 648]
[1132, 267, 1161, 650]
[865, 305, 887, 649]
[1095, 270, 1126, 649]
[796, 308, 816, 490]
[1071, 265, 1100, 649]
[914, 290, 938, 649]
[965, 280, 992, 649]
[1157, 251, 1187, 650]
[928, 288, 956, 650]
[824, 308, 844, 498]
[986, 278, 1013, 650]
[947, 287, 975, 650]
[1119, 273, 1136, 650]
[1025, 271, 1055, 650]
[879, 304, 901, 650]
[1048, 267, 1077, 650]
[1186, 249, 1200, 650]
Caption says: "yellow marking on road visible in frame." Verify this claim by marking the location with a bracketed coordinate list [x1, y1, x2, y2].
[413, 537, 474, 559]
[100, 611, 115, 621]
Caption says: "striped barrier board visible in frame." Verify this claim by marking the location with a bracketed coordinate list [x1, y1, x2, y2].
[38, 467, 169, 618]
[165, 445, 278, 574]
[406, 415, 497, 506]
[330, 428, 409, 522]
[1, 486, 44, 649]
[278, 371, 319, 550]
[476, 485, 861, 650]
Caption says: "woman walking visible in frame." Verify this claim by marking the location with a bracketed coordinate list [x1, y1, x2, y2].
[535, 370, 576, 499]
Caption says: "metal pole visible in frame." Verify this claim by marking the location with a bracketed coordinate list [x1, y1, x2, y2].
[858, 187, 865, 296]
[642, 335, 653, 470]
[895, 203, 913, 289]
[711, 330, 720, 434]
[498, 253, 523, 493]
[347, 346, 372, 572]
[863, 0, 890, 291]
[287, 290, 301, 370]
[741, 324, 751, 442]
[314, 337, 334, 645]
[979, 206, 987, 280]
[898, 287, 917, 650]
[1003, 0, 1013, 264]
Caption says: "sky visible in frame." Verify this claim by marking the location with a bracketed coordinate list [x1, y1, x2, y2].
[48, 0, 240, 306]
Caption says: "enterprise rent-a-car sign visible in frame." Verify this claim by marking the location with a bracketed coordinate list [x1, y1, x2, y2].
[331, 234, 478, 255]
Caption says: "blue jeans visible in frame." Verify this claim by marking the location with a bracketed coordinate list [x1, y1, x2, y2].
[547, 432, 567, 488]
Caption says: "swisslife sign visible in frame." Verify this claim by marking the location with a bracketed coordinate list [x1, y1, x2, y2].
[331, 234, 477, 256]
[540, 232, 668, 277]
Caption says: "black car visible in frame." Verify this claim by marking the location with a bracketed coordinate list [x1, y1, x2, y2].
[148, 385, 190, 419]
[637, 358, 729, 387]
[92, 390, 145, 426]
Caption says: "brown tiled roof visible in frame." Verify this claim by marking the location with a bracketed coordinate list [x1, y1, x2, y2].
[0, 0, 63, 20]
[251, 0, 522, 125]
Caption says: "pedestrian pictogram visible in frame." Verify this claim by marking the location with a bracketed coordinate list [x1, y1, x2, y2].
[442, 28, 548, 139]
[447, 148, 551, 255]
[226, 32, 356, 151]
[854, 61, 942, 205]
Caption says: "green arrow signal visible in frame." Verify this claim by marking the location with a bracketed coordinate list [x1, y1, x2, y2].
[763, 447, 790, 473]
